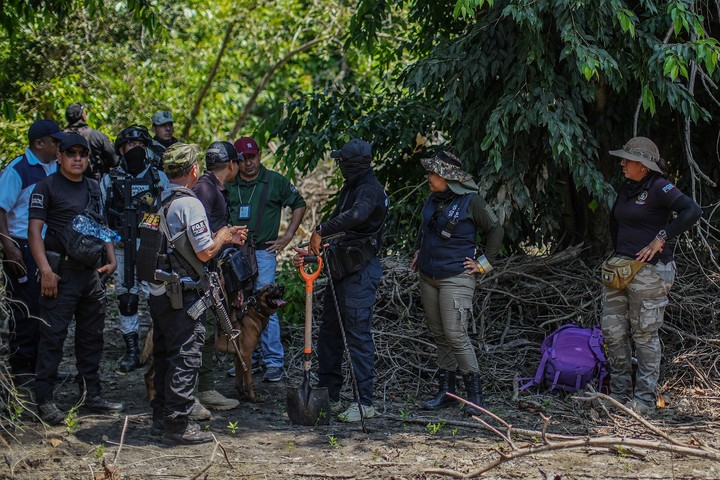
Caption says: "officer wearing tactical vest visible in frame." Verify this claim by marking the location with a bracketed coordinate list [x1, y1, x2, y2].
[0, 119, 62, 388]
[139, 143, 246, 445]
[100, 125, 169, 374]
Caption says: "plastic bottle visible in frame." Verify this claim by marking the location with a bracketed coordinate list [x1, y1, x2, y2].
[72, 215, 121, 242]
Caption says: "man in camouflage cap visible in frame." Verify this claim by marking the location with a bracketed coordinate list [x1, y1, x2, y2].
[148, 110, 179, 169]
[146, 142, 246, 445]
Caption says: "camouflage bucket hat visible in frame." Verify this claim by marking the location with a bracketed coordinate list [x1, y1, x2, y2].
[609, 136, 663, 173]
[421, 150, 473, 182]
[163, 142, 203, 177]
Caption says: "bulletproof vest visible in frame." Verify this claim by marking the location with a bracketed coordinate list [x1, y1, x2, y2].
[136, 187, 203, 283]
[106, 168, 162, 231]
[417, 193, 476, 279]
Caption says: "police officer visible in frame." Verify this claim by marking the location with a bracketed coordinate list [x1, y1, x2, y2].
[100, 125, 169, 373]
[28, 133, 122, 425]
[293, 138, 387, 423]
[142, 143, 245, 445]
[64, 102, 118, 181]
[191, 141, 243, 415]
[148, 111, 179, 169]
[0, 119, 62, 387]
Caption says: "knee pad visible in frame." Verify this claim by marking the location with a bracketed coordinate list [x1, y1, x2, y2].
[118, 293, 139, 316]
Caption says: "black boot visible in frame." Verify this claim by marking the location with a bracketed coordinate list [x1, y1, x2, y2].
[162, 417, 212, 446]
[422, 370, 457, 410]
[151, 409, 164, 437]
[81, 382, 123, 414]
[462, 372, 484, 416]
[115, 333, 140, 374]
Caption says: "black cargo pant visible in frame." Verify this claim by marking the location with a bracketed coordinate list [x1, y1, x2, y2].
[35, 264, 106, 404]
[6, 238, 41, 386]
[149, 291, 205, 421]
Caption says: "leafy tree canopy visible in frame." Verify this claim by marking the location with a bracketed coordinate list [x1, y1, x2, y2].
[271, 0, 720, 256]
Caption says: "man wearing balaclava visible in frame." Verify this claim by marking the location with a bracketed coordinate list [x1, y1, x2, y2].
[100, 125, 170, 374]
[294, 138, 388, 423]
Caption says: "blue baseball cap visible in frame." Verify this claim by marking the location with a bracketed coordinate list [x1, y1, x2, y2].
[28, 119, 64, 144]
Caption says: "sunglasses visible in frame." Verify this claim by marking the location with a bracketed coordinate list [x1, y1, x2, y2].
[64, 149, 90, 158]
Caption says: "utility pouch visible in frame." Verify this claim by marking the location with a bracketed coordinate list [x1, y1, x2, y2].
[601, 256, 645, 290]
[46, 251, 62, 275]
[325, 241, 375, 280]
[55, 214, 105, 269]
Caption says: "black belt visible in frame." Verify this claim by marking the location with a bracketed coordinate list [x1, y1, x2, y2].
[10, 237, 28, 246]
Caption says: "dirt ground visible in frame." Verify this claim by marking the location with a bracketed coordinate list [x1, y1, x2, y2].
[2, 284, 720, 480]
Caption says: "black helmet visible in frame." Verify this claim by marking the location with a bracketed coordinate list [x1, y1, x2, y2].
[205, 141, 241, 167]
[115, 125, 152, 154]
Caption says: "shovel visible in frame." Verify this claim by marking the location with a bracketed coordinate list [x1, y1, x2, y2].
[287, 256, 330, 425]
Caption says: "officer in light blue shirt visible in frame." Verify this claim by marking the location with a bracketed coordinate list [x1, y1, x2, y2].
[0, 119, 63, 386]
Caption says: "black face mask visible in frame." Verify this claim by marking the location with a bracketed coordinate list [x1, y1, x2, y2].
[339, 158, 371, 181]
[124, 145, 147, 175]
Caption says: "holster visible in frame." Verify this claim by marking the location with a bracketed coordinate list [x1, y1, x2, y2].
[166, 281, 183, 309]
[45, 251, 62, 275]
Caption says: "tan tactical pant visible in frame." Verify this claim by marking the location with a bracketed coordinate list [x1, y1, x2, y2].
[601, 261, 675, 405]
[419, 272, 479, 374]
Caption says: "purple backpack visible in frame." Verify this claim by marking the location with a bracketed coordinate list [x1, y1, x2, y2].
[521, 324, 607, 393]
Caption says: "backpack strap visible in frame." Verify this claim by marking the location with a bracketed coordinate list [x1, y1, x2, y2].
[157, 187, 207, 279]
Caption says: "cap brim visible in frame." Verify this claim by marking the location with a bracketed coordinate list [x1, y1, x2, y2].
[609, 149, 662, 173]
[50, 132, 66, 140]
[329, 150, 342, 159]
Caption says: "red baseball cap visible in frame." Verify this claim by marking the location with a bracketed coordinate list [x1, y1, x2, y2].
[234, 137, 259, 156]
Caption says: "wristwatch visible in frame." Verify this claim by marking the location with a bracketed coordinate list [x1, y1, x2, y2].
[656, 230, 668, 242]
[315, 224, 322, 235]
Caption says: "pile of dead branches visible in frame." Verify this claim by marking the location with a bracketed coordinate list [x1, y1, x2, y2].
[284, 244, 720, 409]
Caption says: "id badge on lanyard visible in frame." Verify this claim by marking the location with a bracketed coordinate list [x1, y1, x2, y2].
[238, 203, 252, 221]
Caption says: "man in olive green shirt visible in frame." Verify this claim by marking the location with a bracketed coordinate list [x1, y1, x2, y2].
[228, 137, 306, 382]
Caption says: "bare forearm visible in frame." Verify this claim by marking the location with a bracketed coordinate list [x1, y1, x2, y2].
[284, 206, 306, 238]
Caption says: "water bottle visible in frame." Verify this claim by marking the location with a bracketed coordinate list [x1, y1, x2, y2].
[72, 215, 121, 242]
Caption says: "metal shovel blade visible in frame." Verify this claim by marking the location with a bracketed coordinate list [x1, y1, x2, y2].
[286, 372, 330, 426]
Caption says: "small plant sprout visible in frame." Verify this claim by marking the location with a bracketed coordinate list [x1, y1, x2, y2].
[399, 409, 410, 421]
[425, 421, 446, 435]
[227, 420, 239, 434]
[327, 435, 340, 448]
[64, 406, 80, 434]
[93, 443, 106, 459]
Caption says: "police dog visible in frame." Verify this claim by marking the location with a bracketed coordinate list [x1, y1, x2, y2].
[140, 284, 286, 403]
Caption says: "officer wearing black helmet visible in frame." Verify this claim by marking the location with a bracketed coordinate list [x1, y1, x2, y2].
[190, 141, 245, 416]
[100, 125, 169, 374]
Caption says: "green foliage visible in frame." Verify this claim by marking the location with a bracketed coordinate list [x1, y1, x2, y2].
[275, 260, 307, 325]
[93, 443, 106, 459]
[327, 435, 340, 448]
[64, 405, 80, 434]
[271, 0, 720, 254]
[425, 421, 446, 435]
[227, 420, 239, 434]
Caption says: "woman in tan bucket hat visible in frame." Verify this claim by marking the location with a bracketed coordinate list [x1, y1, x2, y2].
[411, 150, 504, 415]
[602, 136, 701, 414]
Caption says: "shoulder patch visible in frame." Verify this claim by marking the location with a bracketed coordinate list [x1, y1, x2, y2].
[662, 183, 675, 193]
[30, 193, 44, 209]
[289, 184, 298, 194]
[190, 220, 208, 237]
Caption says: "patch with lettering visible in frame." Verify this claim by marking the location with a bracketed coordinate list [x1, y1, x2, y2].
[190, 220, 208, 237]
[30, 193, 44, 209]
[138, 212, 160, 231]
[662, 183, 676, 193]
[289, 184, 298, 194]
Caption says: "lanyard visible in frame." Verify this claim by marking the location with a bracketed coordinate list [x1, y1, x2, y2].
[237, 183, 257, 204]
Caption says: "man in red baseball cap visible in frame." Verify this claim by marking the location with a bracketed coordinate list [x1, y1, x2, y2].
[227, 137, 306, 382]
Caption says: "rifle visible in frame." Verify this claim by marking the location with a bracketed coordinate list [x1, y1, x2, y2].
[186, 270, 248, 371]
[107, 173, 140, 291]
